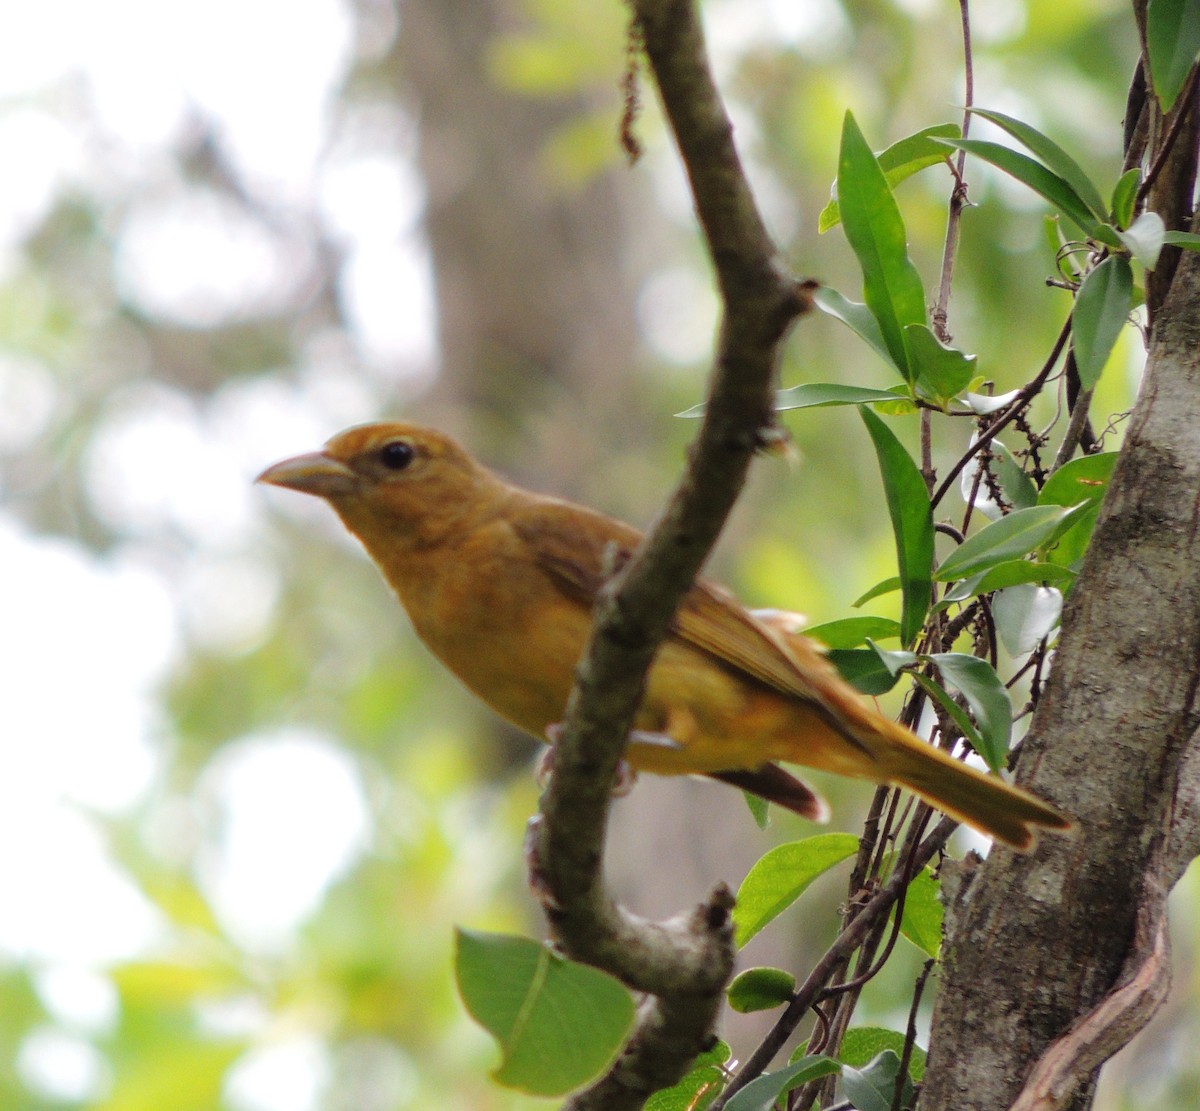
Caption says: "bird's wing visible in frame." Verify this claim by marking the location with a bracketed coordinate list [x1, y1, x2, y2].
[510, 498, 841, 704]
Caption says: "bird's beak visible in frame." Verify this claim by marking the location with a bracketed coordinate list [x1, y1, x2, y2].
[256, 452, 359, 497]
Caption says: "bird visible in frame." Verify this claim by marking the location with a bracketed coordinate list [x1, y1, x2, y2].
[258, 421, 1072, 850]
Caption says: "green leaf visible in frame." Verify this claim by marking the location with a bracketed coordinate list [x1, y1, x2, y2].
[860, 408, 934, 646]
[993, 584, 1063, 656]
[937, 138, 1096, 234]
[960, 439, 1038, 520]
[905, 323, 977, 404]
[840, 1028, 926, 1082]
[1116, 212, 1167, 270]
[813, 286, 900, 370]
[852, 576, 901, 607]
[842, 1051, 911, 1111]
[838, 112, 928, 379]
[804, 616, 903, 649]
[1163, 230, 1200, 251]
[828, 648, 904, 696]
[774, 381, 904, 411]
[645, 1042, 731, 1111]
[819, 122, 961, 232]
[733, 834, 860, 947]
[1072, 256, 1133, 389]
[1146, 0, 1200, 110]
[913, 672, 990, 767]
[968, 108, 1108, 220]
[724, 1056, 842, 1111]
[455, 929, 634, 1095]
[928, 653, 1013, 769]
[743, 791, 771, 830]
[727, 967, 797, 1013]
[1039, 452, 1119, 567]
[939, 560, 1076, 606]
[867, 638, 919, 676]
[1040, 451, 1119, 507]
[896, 867, 943, 957]
[935, 504, 1087, 581]
[1110, 167, 1141, 227]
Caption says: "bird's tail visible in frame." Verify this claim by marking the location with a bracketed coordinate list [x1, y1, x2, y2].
[861, 715, 1072, 850]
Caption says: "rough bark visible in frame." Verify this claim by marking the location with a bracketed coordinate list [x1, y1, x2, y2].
[922, 249, 1200, 1110]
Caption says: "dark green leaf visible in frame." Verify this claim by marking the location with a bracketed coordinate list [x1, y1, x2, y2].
[913, 673, 990, 768]
[819, 122, 961, 232]
[851, 576, 901, 608]
[935, 504, 1087, 581]
[1146, 0, 1200, 110]
[645, 1042, 731, 1111]
[867, 638, 919, 676]
[937, 138, 1096, 234]
[727, 967, 797, 1013]
[860, 408, 934, 646]
[968, 108, 1108, 220]
[896, 867, 943, 957]
[840, 1028, 926, 1082]
[804, 616, 903, 649]
[723, 1057, 842, 1111]
[733, 834, 860, 947]
[455, 929, 634, 1095]
[1116, 212, 1166, 269]
[1039, 452, 1119, 508]
[838, 112, 928, 379]
[1039, 451, 1119, 567]
[1110, 167, 1141, 227]
[993, 584, 1063, 656]
[774, 382, 903, 411]
[939, 560, 1076, 606]
[928, 653, 1013, 769]
[1073, 256, 1133, 388]
[1163, 230, 1200, 251]
[905, 323, 977, 404]
[828, 648, 904, 695]
[842, 1051, 911, 1111]
[813, 285, 900, 371]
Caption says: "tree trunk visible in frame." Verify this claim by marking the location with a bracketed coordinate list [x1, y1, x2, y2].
[922, 248, 1200, 1109]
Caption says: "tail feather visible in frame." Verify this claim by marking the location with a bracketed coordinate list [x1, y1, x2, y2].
[868, 719, 1072, 850]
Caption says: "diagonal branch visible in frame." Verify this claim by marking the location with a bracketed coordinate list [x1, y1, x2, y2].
[531, 0, 814, 1105]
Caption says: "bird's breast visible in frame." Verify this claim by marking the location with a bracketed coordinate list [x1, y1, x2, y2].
[386, 535, 592, 739]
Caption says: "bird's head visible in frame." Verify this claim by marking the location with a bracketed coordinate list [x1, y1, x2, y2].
[257, 422, 503, 545]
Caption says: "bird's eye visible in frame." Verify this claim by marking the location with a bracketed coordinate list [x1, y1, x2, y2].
[379, 440, 415, 470]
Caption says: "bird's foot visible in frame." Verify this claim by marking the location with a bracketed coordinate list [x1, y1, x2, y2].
[538, 723, 642, 797]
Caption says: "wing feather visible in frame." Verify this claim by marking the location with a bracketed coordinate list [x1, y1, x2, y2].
[510, 498, 841, 702]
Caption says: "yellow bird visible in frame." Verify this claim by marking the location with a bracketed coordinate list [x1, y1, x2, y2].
[258, 422, 1071, 850]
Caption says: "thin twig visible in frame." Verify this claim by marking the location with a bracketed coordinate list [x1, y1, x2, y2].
[931, 0, 974, 343]
[711, 819, 957, 1109]
[894, 960, 935, 1111]
[930, 315, 1072, 510]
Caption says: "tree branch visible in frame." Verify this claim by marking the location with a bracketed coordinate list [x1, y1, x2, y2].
[532, 0, 814, 1105]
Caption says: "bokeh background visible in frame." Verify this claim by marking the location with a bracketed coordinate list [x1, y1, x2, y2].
[2, 0, 1190, 1107]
